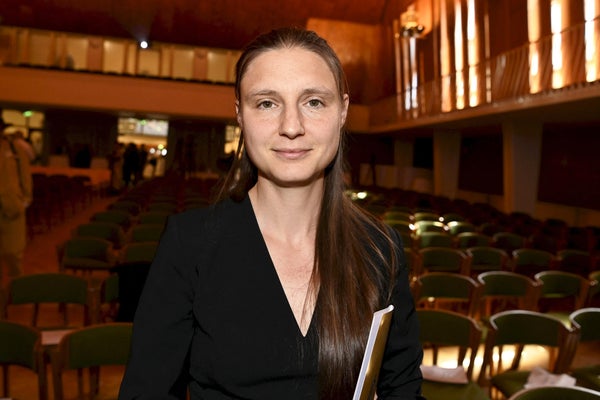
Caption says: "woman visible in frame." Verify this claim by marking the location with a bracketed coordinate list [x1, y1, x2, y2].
[119, 27, 424, 400]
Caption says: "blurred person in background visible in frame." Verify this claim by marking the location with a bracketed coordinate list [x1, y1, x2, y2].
[0, 118, 33, 283]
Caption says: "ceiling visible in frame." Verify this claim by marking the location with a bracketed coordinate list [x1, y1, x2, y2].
[0, 0, 403, 50]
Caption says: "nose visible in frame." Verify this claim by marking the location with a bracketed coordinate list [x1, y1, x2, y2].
[279, 105, 304, 139]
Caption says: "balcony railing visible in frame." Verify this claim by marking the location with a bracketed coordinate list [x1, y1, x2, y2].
[373, 16, 600, 128]
[0, 25, 240, 85]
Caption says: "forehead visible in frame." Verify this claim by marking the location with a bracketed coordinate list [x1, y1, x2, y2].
[240, 47, 338, 93]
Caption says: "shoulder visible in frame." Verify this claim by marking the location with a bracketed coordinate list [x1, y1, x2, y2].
[167, 196, 249, 238]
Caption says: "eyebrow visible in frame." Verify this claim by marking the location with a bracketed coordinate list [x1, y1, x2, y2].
[244, 87, 336, 101]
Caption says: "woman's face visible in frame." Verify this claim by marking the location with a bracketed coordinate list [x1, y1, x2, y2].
[236, 47, 349, 189]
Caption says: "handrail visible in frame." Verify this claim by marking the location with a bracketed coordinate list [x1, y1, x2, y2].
[385, 17, 599, 126]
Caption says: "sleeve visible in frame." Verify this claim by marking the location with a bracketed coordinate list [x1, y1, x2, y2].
[376, 229, 425, 400]
[118, 214, 198, 400]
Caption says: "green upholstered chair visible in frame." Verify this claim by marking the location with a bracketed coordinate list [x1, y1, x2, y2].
[492, 232, 527, 254]
[51, 323, 133, 400]
[119, 242, 158, 265]
[0, 320, 46, 400]
[417, 309, 490, 400]
[58, 237, 114, 274]
[511, 248, 555, 278]
[466, 247, 509, 276]
[569, 307, 600, 391]
[90, 210, 133, 231]
[534, 270, 590, 323]
[477, 271, 541, 321]
[556, 249, 595, 276]
[412, 272, 482, 317]
[447, 221, 477, 236]
[72, 221, 127, 250]
[419, 247, 469, 274]
[129, 223, 164, 243]
[3, 273, 91, 328]
[456, 232, 492, 249]
[478, 310, 579, 399]
[137, 211, 170, 226]
[416, 231, 455, 249]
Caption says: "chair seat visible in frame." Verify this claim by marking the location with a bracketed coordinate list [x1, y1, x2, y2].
[572, 365, 600, 391]
[491, 370, 530, 397]
[422, 380, 490, 400]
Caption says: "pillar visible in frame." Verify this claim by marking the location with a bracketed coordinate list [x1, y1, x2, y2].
[433, 130, 461, 198]
[502, 119, 543, 215]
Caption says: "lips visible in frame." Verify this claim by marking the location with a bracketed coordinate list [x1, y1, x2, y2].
[273, 148, 311, 160]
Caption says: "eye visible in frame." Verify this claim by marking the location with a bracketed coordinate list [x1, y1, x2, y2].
[307, 99, 324, 108]
[258, 100, 275, 109]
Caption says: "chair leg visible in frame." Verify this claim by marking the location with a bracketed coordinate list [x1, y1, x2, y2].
[90, 366, 100, 397]
[51, 361, 63, 400]
[37, 349, 49, 400]
[77, 369, 85, 399]
[2, 365, 9, 398]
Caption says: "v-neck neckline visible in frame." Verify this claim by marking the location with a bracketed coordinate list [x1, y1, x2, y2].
[245, 196, 316, 339]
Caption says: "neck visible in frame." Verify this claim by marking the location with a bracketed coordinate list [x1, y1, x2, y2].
[249, 180, 323, 243]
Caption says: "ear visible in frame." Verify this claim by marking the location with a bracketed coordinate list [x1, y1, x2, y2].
[235, 100, 242, 129]
[340, 94, 349, 126]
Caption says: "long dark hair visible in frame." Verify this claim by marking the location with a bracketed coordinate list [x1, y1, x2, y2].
[217, 27, 398, 399]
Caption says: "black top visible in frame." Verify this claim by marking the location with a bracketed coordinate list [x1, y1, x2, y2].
[119, 196, 424, 400]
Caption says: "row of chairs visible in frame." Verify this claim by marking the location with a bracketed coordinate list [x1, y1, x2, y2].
[0, 320, 132, 400]
[394, 218, 599, 258]
[418, 307, 600, 400]
[371, 191, 600, 255]
[411, 270, 599, 321]
[405, 246, 599, 278]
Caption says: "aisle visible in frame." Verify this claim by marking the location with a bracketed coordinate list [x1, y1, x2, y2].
[23, 195, 117, 276]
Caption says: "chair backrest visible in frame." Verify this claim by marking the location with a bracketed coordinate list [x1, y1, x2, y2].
[130, 224, 164, 243]
[147, 201, 178, 213]
[570, 307, 600, 342]
[556, 249, 594, 276]
[383, 210, 413, 223]
[417, 309, 482, 380]
[414, 220, 447, 235]
[456, 232, 492, 249]
[412, 272, 481, 317]
[416, 231, 454, 249]
[479, 310, 579, 384]
[534, 270, 590, 311]
[511, 248, 555, 278]
[387, 220, 413, 235]
[441, 213, 466, 223]
[137, 211, 170, 226]
[508, 385, 600, 400]
[0, 320, 45, 399]
[413, 212, 440, 222]
[108, 200, 142, 216]
[73, 221, 126, 249]
[589, 271, 600, 306]
[4, 273, 90, 327]
[91, 210, 132, 231]
[477, 271, 541, 311]
[120, 242, 158, 264]
[492, 232, 527, 253]
[447, 221, 476, 236]
[466, 246, 509, 275]
[59, 237, 113, 273]
[419, 247, 468, 274]
[52, 323, 133, 400]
